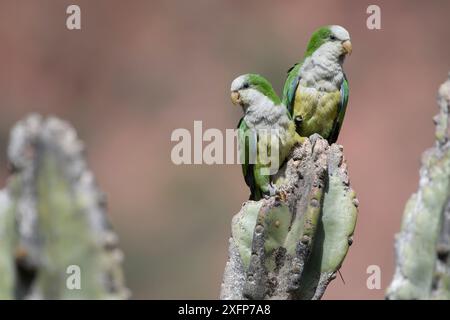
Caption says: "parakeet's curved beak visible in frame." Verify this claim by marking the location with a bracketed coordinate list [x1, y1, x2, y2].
[231, 91, 241, 106]
[342, 40, 352, 55]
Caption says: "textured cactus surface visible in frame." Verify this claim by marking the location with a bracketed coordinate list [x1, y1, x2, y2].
[0, 190, 15, 299]
[387, 74, 450, 300]
[221, 135, 358, 300]
[0, 114, 128, 299]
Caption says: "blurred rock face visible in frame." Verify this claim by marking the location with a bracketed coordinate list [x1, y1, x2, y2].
[0, 0, 449, 299]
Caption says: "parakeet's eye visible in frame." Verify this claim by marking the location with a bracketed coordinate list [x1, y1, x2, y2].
[330, 35, 337, 41]
[243, 83, 249, 89]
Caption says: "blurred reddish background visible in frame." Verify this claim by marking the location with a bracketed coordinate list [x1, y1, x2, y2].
[0, 0, 449, 299]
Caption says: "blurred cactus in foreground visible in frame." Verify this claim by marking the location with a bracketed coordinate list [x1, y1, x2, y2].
[220, 135, 358, 300]
[0, 114, 128, 299]
[387, 74, 450, 300]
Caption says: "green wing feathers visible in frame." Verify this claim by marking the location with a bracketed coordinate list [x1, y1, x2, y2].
[238, 118, 260, 200]
[328, 76, 349, 144]
[282, 63, 301, 116]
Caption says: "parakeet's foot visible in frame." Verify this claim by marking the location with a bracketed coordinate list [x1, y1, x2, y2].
[263, 183, 288, 203]
[268, 182, 277, 197]
[309, 133, 324, 147]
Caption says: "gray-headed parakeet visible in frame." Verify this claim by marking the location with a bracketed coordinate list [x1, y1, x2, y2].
[282, 25, 352, 144]
[231, 74, 300, 200]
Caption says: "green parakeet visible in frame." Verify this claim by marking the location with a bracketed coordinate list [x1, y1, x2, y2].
[231, 74, 300, 201]
[282, 25, 352, 144]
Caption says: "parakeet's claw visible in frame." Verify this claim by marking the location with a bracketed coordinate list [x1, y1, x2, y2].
[268, 182, 277, 197]
[309, 133, 323, 148]
[263, 183, 278, 199]
[269, 184, 288, 203]
[267, 183, 289, 202]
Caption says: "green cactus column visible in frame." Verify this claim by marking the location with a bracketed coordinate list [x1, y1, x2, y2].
[387, 73, 450, 300]
[0, 190, 16, 299]
[221, 135, 358, 300]
[0, 114, 129, 299]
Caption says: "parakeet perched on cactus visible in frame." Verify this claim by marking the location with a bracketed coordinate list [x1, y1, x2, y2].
[282, 25, 352, 144]
[231, 74, 300, 200]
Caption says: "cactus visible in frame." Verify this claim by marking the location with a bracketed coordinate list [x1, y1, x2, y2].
[387, 74, 450, 300]
[0, 190, 15, 299]
[221, 135, 358, 300]
[0, 114, 129, 299]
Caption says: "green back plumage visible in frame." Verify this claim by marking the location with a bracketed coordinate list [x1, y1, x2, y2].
[247, 74, 281, 105]
[303, 26, 332, 58]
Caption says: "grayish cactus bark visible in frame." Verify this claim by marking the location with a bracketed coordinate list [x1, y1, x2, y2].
[0, 114, 129, 299]
[220, 135, 358, 300]
[387, 74, 450, 300]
